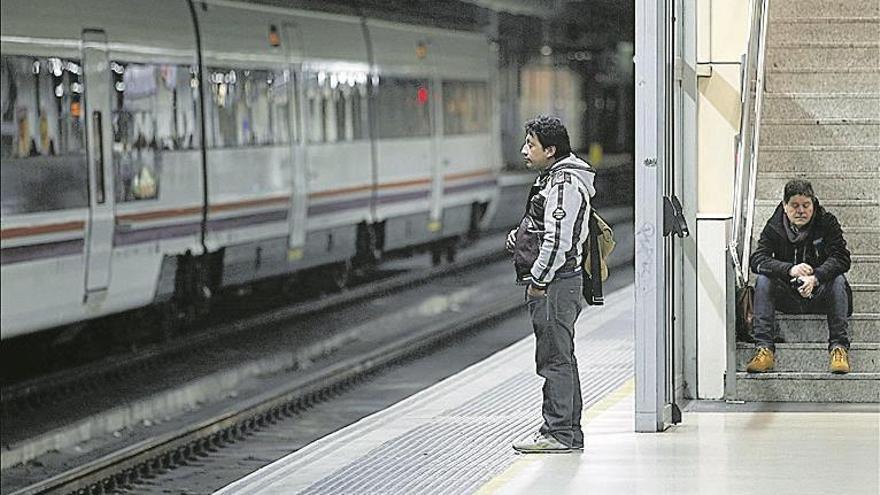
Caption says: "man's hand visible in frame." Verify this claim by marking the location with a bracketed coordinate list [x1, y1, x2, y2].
[797, 275, 818, 298]
[527, 284, 546, 298]
[506, 229, 516, 252]
[789, 263, 814, 278]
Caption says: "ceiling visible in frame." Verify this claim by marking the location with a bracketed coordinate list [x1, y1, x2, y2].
[245, 0, 633, 49]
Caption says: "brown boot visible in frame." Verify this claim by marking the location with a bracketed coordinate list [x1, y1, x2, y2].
[830, 347, 850, 374]
[746, 347, 775, 373]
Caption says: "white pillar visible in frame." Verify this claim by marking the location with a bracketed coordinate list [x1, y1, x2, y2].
[634, 0, 670, 432]
[696, 215, 732, 398]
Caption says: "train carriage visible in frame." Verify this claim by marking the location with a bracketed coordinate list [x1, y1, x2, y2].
[0, 0, 502, 340]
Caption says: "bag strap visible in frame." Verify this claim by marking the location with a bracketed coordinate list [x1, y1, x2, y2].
[588, 212, 604, 304]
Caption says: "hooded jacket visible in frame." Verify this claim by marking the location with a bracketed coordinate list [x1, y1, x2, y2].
[513, 154, 596, 287]
[749, 200, 851, 283]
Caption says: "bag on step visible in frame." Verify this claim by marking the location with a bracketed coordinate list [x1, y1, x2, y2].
[735, 285, 755, 343]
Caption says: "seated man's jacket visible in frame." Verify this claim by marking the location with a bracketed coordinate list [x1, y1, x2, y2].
[749, 199, 851, 284]
[513, 154, 596, 288]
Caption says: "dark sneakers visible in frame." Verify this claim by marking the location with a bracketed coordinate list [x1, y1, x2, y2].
[512, 432, 573, 453]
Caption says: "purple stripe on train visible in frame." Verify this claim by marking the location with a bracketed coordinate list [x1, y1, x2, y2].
[0, 238, 84, 265]
[207, 209, 289, 233]
[114, 209, 289, 246]
[114, 222, 202, 246]
[443, 179, 498, 194]
[377, 189, 430, 204]
[308, 196, 372, 216]
[307, 189, 429, 215]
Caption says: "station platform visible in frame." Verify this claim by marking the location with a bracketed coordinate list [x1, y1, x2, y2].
[217, 283, 879, 495]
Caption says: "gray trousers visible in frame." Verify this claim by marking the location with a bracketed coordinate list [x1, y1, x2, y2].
[526, 275, 586, 448]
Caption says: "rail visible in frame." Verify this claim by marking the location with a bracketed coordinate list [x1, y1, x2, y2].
[730, 0, 770, 286]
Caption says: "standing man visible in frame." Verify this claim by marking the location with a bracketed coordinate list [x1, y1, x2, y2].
[746, 179, 852, 374]
[507, 116, 596, 453]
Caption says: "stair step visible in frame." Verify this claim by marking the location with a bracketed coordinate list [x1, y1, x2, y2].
[766, 67, 879, 93]
[754, 200, 880, 229]
[758, 147, 879, 173]
[853, 284, 880, 313]
[769, 41, 880, 48]
[844, 227, 880, 254]
[755, 171, 880, 201]
[769, 17, 880, 44]
[845, 228, 880, 254]
[770, 1, 880, 19]
[850, 255, 880, 285]
[736, 342, 880, 372]
[735, 372, 880, 403]
[759, 122, 880, 146]
[748, 282, 879, 313]
[766, 45, 879, 70]
[762, 93, 880, 120]
[763, 118, 880, 124]
[767, 18, 880, 44]
[776, 313, 880, 343]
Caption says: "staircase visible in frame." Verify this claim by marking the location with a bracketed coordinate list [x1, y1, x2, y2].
[735, 0, 880, 402]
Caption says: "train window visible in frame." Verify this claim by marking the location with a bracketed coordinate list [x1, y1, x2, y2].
[442, 80, 489, 135]
[109, 62, 200, 202]
[304, 70, 368, 144]
[207, 68, 291, 148]
[1, 55, 88, 215]
[375, 76, 431, 139]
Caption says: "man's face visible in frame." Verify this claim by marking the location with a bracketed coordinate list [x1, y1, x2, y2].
[784, 194, 814, 228]
[521, 133, 555, 170]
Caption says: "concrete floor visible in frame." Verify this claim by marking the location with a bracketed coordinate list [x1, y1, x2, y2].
[481, 385, 880, 495]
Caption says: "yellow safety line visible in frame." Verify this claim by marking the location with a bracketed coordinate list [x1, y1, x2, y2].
[474, 377, 635, 495]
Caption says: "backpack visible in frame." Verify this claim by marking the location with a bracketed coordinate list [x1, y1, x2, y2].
[582, 210, 615, 305]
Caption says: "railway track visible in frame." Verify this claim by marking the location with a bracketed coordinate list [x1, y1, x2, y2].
[10, 266, 529, 495]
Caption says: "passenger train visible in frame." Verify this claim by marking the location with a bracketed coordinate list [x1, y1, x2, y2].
[0, 0, 504, 340]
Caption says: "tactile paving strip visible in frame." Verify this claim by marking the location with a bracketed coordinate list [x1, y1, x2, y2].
[300, 319, 634, 495]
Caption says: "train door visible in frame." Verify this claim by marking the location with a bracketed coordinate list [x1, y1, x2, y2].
[283, 23, 308, 259]
[81, 29, 115, 302]
[428, 73, 443, 233]
[365, 25, 437, 251]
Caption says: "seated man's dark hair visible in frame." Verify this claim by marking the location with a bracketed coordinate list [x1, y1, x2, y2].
[783, 179, 816, 203]
[524, 115, 571, 159]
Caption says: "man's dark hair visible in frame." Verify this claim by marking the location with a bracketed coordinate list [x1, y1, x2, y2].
[524, 115, 571, 159]
[783, 179, 816, 203]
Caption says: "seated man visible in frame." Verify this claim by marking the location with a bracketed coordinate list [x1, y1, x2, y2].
[747, 179, 852, 374]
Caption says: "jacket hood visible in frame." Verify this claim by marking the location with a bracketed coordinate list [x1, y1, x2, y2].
[547, 153, 596, 198]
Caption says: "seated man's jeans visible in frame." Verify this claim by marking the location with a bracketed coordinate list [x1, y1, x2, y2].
[752, 274, 850, 352]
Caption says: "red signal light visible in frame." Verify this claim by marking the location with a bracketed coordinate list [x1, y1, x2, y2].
[417, 87, 428, 104]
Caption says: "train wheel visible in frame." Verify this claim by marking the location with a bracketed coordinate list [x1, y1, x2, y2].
[445, 241, 457, 263]
[431, 246, 444, 266]
[327, 260, 353, 291]
[157, 301, 183, 342]
[281, 275, 304, 301]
